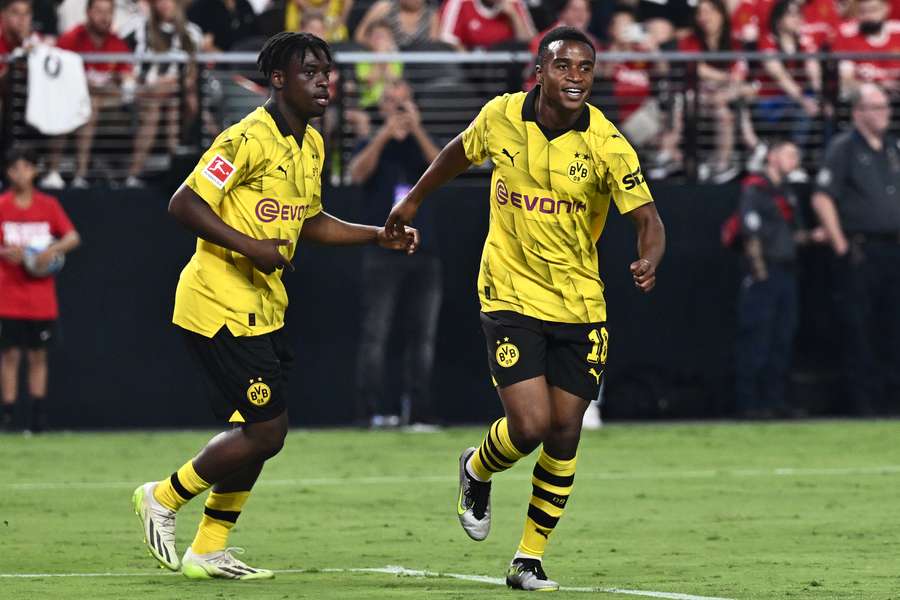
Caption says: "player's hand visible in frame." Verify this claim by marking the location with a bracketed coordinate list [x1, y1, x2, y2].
[247, 238, 294, 274]
[629, 258, 656, 293]
[385, 197, 420, 240]
[376, 226, 420, 254]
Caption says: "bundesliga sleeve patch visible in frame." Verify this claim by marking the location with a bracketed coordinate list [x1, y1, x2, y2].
[202, 154, 237, 189]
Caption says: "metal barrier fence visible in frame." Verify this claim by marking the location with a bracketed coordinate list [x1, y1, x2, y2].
[2, 50, 899, 186]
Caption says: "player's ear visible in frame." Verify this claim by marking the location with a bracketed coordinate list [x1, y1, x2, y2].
[270, 69, 285, 91]
[535, 63, 543, 86]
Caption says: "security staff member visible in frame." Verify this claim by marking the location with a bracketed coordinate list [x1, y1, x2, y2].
[812, 83, 900, 414]
[737, 141, 823, 418]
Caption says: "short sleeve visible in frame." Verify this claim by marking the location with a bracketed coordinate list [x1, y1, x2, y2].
[599, 131, 654, 214]
[185, 126, 260, 209]
[738, 183, 766, 236]
[814, 138, 849, 200]
[49, 198, 76, 238]
[305, 130, 326, 219]
[461, 96, 503, 165]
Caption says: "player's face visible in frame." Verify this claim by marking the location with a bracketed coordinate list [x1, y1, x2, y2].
[279, 49, 332, 119]
[2, 0, 32, 42]
[87, 0, 114, 35]
[537, 40, 595, 112]
[6, 159, 37, 190]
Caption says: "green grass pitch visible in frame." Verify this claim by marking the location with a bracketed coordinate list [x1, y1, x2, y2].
[1, 420, 899, 599]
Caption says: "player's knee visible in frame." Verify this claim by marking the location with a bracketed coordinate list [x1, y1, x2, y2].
[510, 417, 551, 449]
[245, 416, 288, 459]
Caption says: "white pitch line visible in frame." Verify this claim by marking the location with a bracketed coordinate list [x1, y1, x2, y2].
[0, 564, 736, 599]
[5, 464, 900, 491]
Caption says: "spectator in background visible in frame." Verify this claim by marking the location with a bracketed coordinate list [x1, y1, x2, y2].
[40, 0, 133, 189]
[835, 0, 900, 94]
[812, 83, 900, 414]
[800, 0, 844, 48]
[756, 0, 823, 146]
[187, 0, 259, 51]
[679, 0, 749, 182]
[636, 0, 695, 48]
[348, 80, 442, 428]
[734, 140, 824, 419]
[123, 0, 202, 187]
[355, 0, 438, 49]
[438, 0, 535, 50]
[600, 8, 658, 135]
[525, 0, 598, 89]
[284, 0, 351, 42]
[356, 20, 403, 108]
[0, 0, 40, 64]
[0, 147, 81, 433]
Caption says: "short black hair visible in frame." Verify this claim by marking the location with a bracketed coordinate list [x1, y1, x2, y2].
[536, 26, 596, 66]
[0, 0, 30, 11]
[5, 145, 38, 167]
[257, 32, 333, 80]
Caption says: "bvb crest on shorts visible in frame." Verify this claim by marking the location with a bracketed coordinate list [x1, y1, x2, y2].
[496, 338, 519, 368]
[246, 378, 271, 406]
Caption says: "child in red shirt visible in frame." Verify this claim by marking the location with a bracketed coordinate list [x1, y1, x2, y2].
[0, 147, 81, 431]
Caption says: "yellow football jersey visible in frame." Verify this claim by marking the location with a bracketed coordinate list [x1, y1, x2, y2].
[173, 104, 324, 337]
[462, 87, 654, 324]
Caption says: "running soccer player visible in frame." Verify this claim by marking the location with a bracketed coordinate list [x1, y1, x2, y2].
[132, 32, 418, 580]
[386, 27, 665, 591]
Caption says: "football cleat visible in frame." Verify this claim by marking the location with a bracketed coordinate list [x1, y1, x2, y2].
[506, 558, 560, 592]
[457, 447, 491, 541]
[181, 546, 274, 580]
[132, 482, 180, 570]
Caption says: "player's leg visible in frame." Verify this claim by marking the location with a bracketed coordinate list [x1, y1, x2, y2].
[135, 329, 289, 572]
[458, 312, 548, 541]
[506, 322, 606, 591]
[0, 344, 22, 431]
[25, 347, 48, 433]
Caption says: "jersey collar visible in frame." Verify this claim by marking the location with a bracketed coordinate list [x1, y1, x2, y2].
[522, 85, 590, 133]
[264, 100, 305, 149]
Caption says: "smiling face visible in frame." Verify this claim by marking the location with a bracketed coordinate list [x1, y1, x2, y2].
[272, 48, 332, 119]
[536, 39, 595, 112]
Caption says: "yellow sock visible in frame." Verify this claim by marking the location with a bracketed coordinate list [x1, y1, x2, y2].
[468, 417, 527, 481]
[191, 490, 251, 555]
[153, 460, 211, 512]
[517, 448, 576, 557]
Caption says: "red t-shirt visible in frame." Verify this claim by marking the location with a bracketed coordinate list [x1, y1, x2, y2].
[757, 31, 818, 97]
[732, 0, 775, 45]
[438, 0, 532, 49]
[56, 24, 131, 75]
[834, 19, 900, 84]
[801, 0, 842, 47]
[678, 34, 747, 79]
[0, 191, 75, 320]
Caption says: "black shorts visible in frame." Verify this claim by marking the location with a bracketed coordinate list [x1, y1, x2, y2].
[182, 326, 294, 424]
[0, 319, 58, 350]
[480, 311, 608, 402]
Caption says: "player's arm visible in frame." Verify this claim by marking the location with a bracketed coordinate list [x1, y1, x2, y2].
[384, 134, 471, 236]
[299, 211, 419, 254]
[626, 203, 665, 293]
[169, 184, 294, 274]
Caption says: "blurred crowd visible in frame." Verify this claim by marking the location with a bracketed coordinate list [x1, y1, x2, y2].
[1, 0, 899, 186]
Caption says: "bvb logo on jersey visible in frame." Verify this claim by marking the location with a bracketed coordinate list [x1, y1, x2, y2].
[246, 378, 271, 406]
[496, 338, 520, 368]
[566, 160, 589, 183]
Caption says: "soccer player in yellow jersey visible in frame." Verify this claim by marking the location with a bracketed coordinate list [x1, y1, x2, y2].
[387, 27, 666, 591]
[131, 32, 419, 580]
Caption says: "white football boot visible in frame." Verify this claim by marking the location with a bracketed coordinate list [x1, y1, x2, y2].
[132, 482, 180, 570]
[181, 546, 274, 580]
[457, 447, 492, 541]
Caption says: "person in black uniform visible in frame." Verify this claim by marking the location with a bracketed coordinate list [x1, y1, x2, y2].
[348, 80, 442, 427]
[812, 83, 900, 414]
[736, 140, 824, 418]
